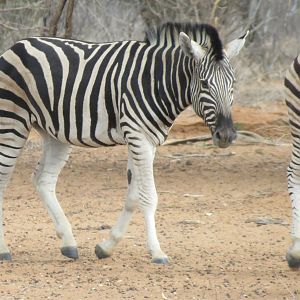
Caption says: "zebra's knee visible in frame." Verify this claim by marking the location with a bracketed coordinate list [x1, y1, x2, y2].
[31, 168, 44, 193]
[32, 173, 56, 195]
[31, 163, 42, 189]
[32, 162, 58, 192]
[125, 195, 139, 212]
[139, 192, 158, 212]
[126, 169, 139, 212]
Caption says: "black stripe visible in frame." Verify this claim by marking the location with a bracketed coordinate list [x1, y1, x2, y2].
[12, 42, 52, 114]
[127, 142, 141, 148]
[285, 78, 300, 100]
[292, 151, 300, 160]
[292, 132, 300, 139]
[294, 57, 300, 77]
[0, 88, 31, 113]
[89, 42, 125, 145]
[290, 119, 300, 130]
[0, 162, 13, 168]
[27, 38, 63, 133]
[0, 152, 17, 159]
[171, 48, 180, 107]
[104, 46, 129, 141]
[140, 46, 173, 126]
[130, 44, 169, 131]
[0, 143, 22, 149]
[0, 128, 26, 139]
[41, 38, 100, 59]
[293, 143, 300, 151]
[164, 45, 178, 113]
[122, 92, 160, 138]
[154, 47, 174, 117]
[75, 47, 110, 145]
[0, 110, 29, 131]
[0, 56, 46, 127]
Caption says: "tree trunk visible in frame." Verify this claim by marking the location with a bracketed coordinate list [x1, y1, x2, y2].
[48, 0, 67, 37]
[64, 0, 75, 38]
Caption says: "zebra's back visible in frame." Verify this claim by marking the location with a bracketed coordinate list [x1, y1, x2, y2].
[0, 37, 151, 147]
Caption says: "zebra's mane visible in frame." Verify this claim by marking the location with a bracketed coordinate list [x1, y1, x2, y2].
[145, 22, 224, 61]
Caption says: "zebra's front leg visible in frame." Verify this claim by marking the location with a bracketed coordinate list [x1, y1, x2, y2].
[32, 133, 78, 259]
[96, 140, 168, 264]
[133, 143, 168, 264]
[129, 140, 168, 263]
[286, 165, 300, 268]
[95, 155, 139, 259]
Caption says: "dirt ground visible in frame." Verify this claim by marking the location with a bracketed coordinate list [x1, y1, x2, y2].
[0, 97, 299, 299]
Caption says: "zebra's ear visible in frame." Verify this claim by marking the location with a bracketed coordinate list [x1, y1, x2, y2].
[179, 32, 206, 61]
[225, 31, 249, 60]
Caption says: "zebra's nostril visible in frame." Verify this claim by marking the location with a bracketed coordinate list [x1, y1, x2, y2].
[215, 131, 221, 141]
[213, 128, 236, 146]
[214, 131, 221, 140]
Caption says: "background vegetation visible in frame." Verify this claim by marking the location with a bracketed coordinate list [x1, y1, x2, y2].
[0, 0, 299, 103]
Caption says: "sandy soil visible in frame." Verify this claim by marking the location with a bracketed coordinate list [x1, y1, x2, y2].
[0, 100, 299, 300]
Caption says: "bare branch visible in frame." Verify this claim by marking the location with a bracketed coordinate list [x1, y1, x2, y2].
[0, 2, 44, 12]
[210, 0, 221, 25]
[64, 0, 75, 38]
[48, 0, 67, 37]
[0, 22, 18, 31]
[0, 22, 44, 32]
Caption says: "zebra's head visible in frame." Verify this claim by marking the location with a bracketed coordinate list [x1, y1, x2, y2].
[179, 26, 247, 148]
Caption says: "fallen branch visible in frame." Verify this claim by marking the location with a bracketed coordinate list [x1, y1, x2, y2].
[162, 152, 235, 159]
[245, 217, 288, 226]
[164, 131, 284, 146]
[0, 22, 44, 31]
[0, 2, 44, 12]
[163, 135, 211, 146]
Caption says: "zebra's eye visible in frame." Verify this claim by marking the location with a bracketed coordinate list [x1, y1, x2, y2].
[201, 80, 209, 89]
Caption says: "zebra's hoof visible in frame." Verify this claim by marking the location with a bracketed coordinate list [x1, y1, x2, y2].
[0, 252, 12, 261]
[151, 257, 169, 264]
[60, 247, 79, 260]
[286, 252, 300, 269]
[95, 244, 111, 259]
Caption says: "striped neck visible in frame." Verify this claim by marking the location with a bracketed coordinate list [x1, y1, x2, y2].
[154, 45, 193, 123]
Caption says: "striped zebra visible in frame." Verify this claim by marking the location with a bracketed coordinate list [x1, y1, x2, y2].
[285, 54, 300, 268]
[0, 23, 247, 264]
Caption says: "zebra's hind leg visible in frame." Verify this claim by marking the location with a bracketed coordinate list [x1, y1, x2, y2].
[0, 129, 29, 260]
[32, 132, 78, 259]
[95, 154, 139, 259]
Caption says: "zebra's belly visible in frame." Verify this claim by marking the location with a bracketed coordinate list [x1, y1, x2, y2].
[64, 127, 126, 147]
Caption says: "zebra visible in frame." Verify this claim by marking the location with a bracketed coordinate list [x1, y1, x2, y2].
[0, 23, 247, 264]
[285, 54, 300, 268]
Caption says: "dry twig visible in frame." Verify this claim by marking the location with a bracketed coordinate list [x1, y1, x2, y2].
[164, 131, 284, 147]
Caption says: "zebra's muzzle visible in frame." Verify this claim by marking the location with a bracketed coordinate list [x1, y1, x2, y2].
[212, 115, 237, 148]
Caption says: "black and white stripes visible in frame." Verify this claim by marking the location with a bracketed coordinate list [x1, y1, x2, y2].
[284, 54, 300, 268]
[0, 23, 247, 262]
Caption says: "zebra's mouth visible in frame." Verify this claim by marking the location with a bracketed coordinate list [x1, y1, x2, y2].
[212, 127, 237, 148]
